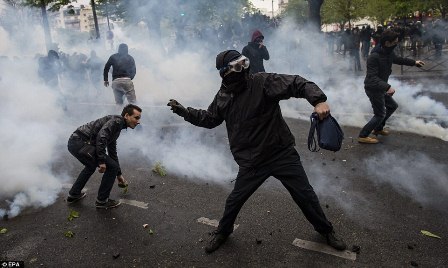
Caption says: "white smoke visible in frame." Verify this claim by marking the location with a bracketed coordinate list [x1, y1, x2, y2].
[365, 152, 448, 210]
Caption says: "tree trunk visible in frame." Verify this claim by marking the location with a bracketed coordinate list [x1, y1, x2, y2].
[91, 0, 100, 39]
[40, 0, 52, 51]
[308, 0, 324, 31]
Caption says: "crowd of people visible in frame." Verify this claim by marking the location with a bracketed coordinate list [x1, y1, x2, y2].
[325, 19, 447, 72]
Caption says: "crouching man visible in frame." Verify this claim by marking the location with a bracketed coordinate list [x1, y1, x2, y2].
[66, 104, 141, 209]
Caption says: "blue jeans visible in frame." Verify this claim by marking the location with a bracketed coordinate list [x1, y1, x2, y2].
[67, 134, 119, 202]
[359, 90, 398, 138]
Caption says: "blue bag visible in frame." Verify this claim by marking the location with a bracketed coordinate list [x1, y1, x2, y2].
[308, 112, 344, 152]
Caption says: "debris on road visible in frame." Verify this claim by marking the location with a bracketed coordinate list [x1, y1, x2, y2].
[64, 231, 74, 238]
[67, 210, 80, 221]
[351, 245, 361, 254]
[149, 229, 154, 235]
[149, 185, 156, 189]
[256, 239, 262, 244]
[113, 253, 120, 259]
[152, 162, 167, 177]
[143, 224, 149, 228]
[0, 227, 7, 234]
[410, 261, 418, 266]
[407, 243, 416, 250]
[421, 230, 441, 239]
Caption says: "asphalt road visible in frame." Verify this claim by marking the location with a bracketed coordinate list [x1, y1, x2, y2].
[1, 114, 447, 267]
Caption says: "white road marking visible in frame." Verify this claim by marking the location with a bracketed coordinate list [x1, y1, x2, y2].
[197, 217, 239, 230]
[119, 199, 149, 209]
[292, 238, 357, 261]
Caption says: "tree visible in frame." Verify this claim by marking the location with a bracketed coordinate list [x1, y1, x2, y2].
[23, 0, 73, 50]
[307, 0, 324, 31]
[322, 0, 368, 29]
[281, 0, 308, 25]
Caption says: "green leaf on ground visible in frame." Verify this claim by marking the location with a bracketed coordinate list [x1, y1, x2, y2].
[149, 229, 154, 235]
[152, 162, 167, 177]
[123, 185, 128, 194]
[64, 231, 74, 238]
[67, 210, 80, 221]
[421, 230, 441, 239]
[0, 228, 7, 234]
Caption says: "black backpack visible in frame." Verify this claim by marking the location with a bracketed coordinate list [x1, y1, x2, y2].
[308, 112, 344, 152]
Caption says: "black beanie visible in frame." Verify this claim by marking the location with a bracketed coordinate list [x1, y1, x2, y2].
[216, 50, 241, 70]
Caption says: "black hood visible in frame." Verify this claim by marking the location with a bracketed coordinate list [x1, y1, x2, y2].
[118, 43, 128, 55]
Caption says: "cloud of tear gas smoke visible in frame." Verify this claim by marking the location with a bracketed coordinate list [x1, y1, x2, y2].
[1, 2, 447, 218]
[0, 43, 66, 218]
[364, 152, 448, 211]
[268, 19, 447, 141]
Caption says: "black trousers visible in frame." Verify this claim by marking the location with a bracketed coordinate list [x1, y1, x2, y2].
[359, 90, 398, 137]
[217, 147, 333, 235]
[67, 134, 119, 202]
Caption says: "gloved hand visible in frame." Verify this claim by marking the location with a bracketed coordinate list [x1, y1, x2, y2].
[167, 99, 189, 117]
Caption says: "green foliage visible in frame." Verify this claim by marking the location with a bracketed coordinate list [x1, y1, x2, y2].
[0, 228, 7, 234]
[22, 0, 73, 11]
[152, 162, 167, 177]
[64, 230, 74, 238]
[322, 0, 368, 26]
[67, 210, 79, 221]
[281, 0, 308, 24]
[95, 0, 252, 28]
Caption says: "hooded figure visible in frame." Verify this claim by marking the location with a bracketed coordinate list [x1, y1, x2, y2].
[167, 50, 347, 254]
[103, 43, 137, 104]
[242, 30, 269, 74]
[359, 30, 425, 144]
[38, 50, 61, 87]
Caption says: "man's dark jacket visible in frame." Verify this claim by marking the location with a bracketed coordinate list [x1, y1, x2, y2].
[183, 73, 326, 168]
[242, 43, 270, 74]
[74, 115, 127, 174]
[103, 44, 136, 81]
[364, 45, 416, 92]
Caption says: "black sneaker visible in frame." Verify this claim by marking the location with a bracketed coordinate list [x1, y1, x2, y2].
[205, 231, 229, 254]
[95, 199, 121, 209]
[66, 192, 86, 204]
[324, 231, 347, 250]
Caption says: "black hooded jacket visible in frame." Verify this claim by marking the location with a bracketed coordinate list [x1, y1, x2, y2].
[183, 72, 326, 168]
[103, 44, 136, 81]
[74, 115, 127, 174]
[242, 42, 269, 74]
[364, 45, 416, 92]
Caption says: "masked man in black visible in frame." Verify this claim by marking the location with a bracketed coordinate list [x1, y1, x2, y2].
[66, 104, 142, 209]
[358, 30, 425, 144]
[167, 50, 347, 253]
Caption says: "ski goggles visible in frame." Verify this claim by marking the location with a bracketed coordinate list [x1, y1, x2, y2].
[227, 55, 250, 72]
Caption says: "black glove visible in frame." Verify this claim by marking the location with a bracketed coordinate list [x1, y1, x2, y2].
[167, 99, 189, 117]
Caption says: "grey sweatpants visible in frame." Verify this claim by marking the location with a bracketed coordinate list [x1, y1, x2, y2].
[111, 78, 136, 104]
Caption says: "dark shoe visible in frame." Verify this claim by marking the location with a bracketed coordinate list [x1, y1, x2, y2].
[66, 192, 86, 204]
[95, 199, 121, 209]
[324, 231, 347, 250]
[205, 231, 229, 254]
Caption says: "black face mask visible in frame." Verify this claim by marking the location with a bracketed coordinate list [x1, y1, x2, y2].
[383, 44, 397, 54]
[222, 71, 247, 94]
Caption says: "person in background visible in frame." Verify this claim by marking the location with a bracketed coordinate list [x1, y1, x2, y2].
[242, 29, 269, 74]
[104, 43, 137, 105]
[358, 30, 425, 144]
